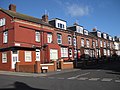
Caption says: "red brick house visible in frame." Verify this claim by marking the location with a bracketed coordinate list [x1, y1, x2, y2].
[0, 4, 57, 71]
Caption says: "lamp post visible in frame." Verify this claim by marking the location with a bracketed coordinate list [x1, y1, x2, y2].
[73, 31, 77, 67]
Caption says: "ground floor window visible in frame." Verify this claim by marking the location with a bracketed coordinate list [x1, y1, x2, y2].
[61, 47, 68, 57]
[104, 49, 107, 56]
[84, 49, 89, 55]
[107, 50, 110, 56]
[50, 49, 58, 60]
[2, 52, 7, 63]
[25, 51, 32, 62]
[90, 50, 95, 57]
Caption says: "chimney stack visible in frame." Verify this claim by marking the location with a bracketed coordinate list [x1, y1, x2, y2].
[42, 14, 48, 23]
[92, 28, 97, 32]
[73, 22, 78, 26]
[9, 4, 16, 12]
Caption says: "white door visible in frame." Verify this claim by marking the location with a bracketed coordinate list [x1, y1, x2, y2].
[11, 51, 18, 69]
[36, 49, 40, 61]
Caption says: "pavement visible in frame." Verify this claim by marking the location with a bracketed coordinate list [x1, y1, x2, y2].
[0, 69, 79, 77]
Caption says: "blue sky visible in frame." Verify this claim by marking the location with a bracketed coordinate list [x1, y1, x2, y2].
[0, 0, 120, 37]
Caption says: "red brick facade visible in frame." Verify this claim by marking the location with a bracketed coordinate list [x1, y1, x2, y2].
[0, 4, 118, 73]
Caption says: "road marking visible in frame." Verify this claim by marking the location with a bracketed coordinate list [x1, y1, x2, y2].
[68, 77, 76, 79]
[78, 77, 88, 80]
[101, 78, 112, 82]
[68, 72, 90, 79]
[89, 78, 100, 81]
[115, 80, 120, 83]
[76, 72, 90, 77]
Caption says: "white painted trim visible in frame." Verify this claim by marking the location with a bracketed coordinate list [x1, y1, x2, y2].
[41, 63, 54, 66]
[63, 62, 73, 64]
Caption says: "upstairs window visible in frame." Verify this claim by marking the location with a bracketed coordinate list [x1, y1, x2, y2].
[0, 18, 6, 27]
[81, 38, 84, 47]
[57, 34, 62, 44]
[76, 26, 83, 34]
[104, 41, 106, 48]
[3, 31, 8, 43]
[92, 41, 95, 48]
[73, 38, 76, 46]
[96, 40, 98, 46]
[68, 36, 72, 45]
[97, 31, 101, 38]
[108, 42, 110, 47]
[47, 33, 52, 43]
[57, 23, 65, 29]
[86, 39, 89, 47]
[35, 31, 40, 42]
[100, 40, 103, 47]
[103, 33, 107, 39]
[84, 30, 88, 35]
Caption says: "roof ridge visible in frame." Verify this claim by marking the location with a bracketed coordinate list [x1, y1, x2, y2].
[0, 8, 52, 27]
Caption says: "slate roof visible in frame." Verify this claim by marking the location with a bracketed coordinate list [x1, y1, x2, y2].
[0, 8, 52, 27]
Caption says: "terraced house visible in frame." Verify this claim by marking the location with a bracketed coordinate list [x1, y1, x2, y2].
[0, 4, 119, 73]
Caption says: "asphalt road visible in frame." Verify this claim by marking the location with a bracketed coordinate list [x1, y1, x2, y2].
[0, 61, 120, 90]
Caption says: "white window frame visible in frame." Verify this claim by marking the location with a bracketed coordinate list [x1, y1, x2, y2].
[86, 39, 89, 48]
[0, 18, 6, 27]
[25, 51, 32, 62]
[97, 31, 101, 38]
[2, 52, 7, 63]
[84, 30, 88, 35]
[104, 41, 106, 48]
[84, 49, 89, 55]
[107, 50, 110, 56]
[47, 33, 52, 43]
[76, 26, 83, 34]
[104, 49, 107, 55]
[68, 36, 72, 45]
[73, 38, 76, 46]
[57, 34, 62, 44]
[35, 31, 40, 42]
[92, 41, 95, 48]
[100, 40, 103, 47]
[61, 47, 68, 57]
[3, 31, 8, 43]
[50, 49, 58, 60]
[103, 33, 107, 39]
[81, 38, 84, 47]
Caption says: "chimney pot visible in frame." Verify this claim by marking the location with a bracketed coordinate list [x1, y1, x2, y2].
[9, 4, 16, 12]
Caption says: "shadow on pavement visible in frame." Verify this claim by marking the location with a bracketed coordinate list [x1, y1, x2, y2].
[0, 81, 47, 90]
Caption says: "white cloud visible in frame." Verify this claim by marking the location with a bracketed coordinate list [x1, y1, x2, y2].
[67, 4, 89, 17]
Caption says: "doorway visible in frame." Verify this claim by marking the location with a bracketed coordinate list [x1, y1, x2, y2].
[11, 50, 19, 69]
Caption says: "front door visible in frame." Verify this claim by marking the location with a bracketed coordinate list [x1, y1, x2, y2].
[36, 49, 40, 61]
[11, 50, 18, 69]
